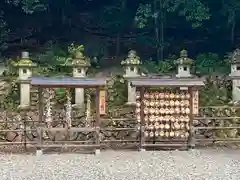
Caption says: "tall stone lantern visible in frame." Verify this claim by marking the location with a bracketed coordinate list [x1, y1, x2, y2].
[14, 51, 36, 108]
[175, 50, 193, 78]
[121, 50, 141, 105]
[229, 49, 240, 101]
[66, 46, 90, 107]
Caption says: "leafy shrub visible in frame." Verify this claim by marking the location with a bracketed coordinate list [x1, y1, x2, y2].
[141, 55, 176, 74]
[195, 53, 230, 75]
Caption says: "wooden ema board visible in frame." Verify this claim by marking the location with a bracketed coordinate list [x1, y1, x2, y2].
[136, 90, 191, 146]
[99, 90, 106, 115]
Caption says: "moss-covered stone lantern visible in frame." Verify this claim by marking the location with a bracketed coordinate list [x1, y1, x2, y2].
[65, 44, 91, 107]
[121, 50, 141, 105]
[229, 49, 240, 101]
[14, 51, 36, 107]
[121, 50, 141, 78]
[65, 44, 91, 77]
[175, 50, 193, 78]
[14, 51, 36, 80]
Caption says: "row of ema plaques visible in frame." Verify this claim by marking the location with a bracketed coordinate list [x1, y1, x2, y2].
[135, 91, 191, 138]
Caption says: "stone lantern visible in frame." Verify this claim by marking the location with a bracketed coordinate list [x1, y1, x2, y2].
[229, 49, 240, 101]
[14, 51, 36, 107]
[66, 48, 90, 107]
[121, 50, 141, 105]
[175, 50, 193, 78]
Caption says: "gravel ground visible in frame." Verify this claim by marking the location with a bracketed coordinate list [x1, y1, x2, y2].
[0, 149, 239, 180]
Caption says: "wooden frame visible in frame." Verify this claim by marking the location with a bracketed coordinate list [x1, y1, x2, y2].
[30, 77, 107, 153]
[131, 77, 204, 150]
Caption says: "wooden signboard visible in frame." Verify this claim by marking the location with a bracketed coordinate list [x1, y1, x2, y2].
[99, 90, 106, 115]
[192, 90, 199, 115]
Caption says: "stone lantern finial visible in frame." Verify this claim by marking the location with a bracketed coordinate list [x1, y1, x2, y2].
[65, 44, 90, 68]
[180, 49, 188, 58]
[175, 50, 193, 65]
[121, 50, 141, 66]
[175, 49, 193, 78]
[72, 50, 91, 68]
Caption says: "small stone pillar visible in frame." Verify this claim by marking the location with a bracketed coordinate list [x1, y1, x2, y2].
[15, 51, 36, 108]
[121, 50, 141, 105]
[229, 49, 240, 101]
[175, 50, 193, 78]
[67, 46, 90, 107]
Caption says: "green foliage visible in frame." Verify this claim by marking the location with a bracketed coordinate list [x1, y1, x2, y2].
[0, 0, 239, 111]
[158, 55, 176, 73]
[1, 81, 19, 110]
[199, 76, 231, 106]
[0, 11, 8, 53]
[2, 59, 18, 76]
[135, 4, 152, 28]
[33, 42, 70, 76]
[141, 60, 159, 73]
[5, 0, 47, 14]
[141, 55, 176, 74]
[166, 0, 210, 28]
[107, 75, 127, 109]
[135, 0, 210, 28]
[55, 88, 67, 103]
[68, 43, 84, 56]
[195, 53, 230, 75]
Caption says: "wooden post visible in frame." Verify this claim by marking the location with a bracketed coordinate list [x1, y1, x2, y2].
[38, 87, 44, 123]
[23, 111, 27, 151]
[65, 88, 72, 144]
[189, 87, 195, 149]
[212, 117, 216, 144]
[37, 86, 44, 154]
[140, 87, 145, 151]
[95, 87, 101, 154]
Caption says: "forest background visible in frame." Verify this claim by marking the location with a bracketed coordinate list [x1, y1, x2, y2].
[0, 0, 239, 72]
[0, 0, 239, 108]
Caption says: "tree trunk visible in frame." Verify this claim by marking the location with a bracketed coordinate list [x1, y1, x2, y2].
[154, 0, 160, 63]
[159, 0, 164, 62]
[231, 13, 236, 47]
[116, 34, 120, 61]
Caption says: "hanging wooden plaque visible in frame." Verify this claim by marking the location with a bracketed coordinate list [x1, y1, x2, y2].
[192, 90, 199, 115]
[99, 90, 106, 115]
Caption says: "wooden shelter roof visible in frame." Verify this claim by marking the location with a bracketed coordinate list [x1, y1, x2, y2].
[30, 77, 107, 88]
[130, 78, 204, 87]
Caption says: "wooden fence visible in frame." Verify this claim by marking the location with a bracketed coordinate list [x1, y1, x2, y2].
[0, 105, 239, 153]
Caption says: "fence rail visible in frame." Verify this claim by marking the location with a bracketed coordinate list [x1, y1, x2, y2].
[0, 106, 239, 152]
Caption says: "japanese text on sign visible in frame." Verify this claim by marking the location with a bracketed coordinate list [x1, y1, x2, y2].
[192, 90, 199, 115]
[99, 90, 106, 115]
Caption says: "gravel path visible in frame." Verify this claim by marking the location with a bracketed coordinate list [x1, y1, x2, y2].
[0, 149, 239, 180]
